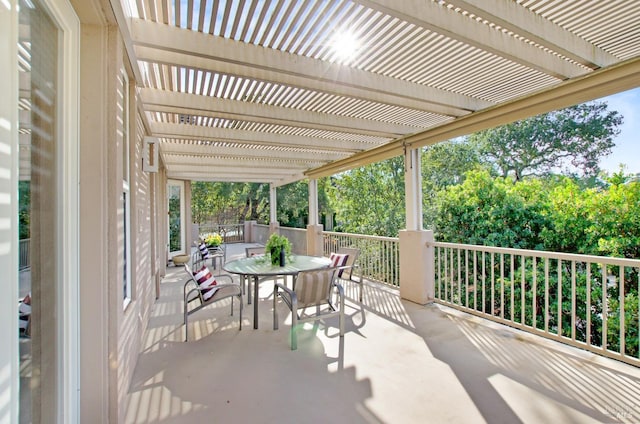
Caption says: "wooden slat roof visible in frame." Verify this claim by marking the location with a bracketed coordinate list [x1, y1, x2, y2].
[116, 0, 640, 185]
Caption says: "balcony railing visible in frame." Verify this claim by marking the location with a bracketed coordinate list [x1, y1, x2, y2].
[199, 223, 245, 243]
[322, 231, 400, 287]
[19, 238, 30, 270]
[431, 241, 640, 367]
[238, 223, 640, 365]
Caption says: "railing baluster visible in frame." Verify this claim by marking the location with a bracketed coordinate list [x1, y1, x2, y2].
[457, 248, 462, 307]
[482, 252, 486, 314]
[465, 250, 469, 308]
[602, 264, 608, 351]
[571, 261, 577, 341]
[532, 256, 537, 330]
[619, 264, 625, 356]
[521, 255, 526, 326]
[558, 259, 563, 337]
[544, 258, 549, 333]
[500, 253, 504, 319]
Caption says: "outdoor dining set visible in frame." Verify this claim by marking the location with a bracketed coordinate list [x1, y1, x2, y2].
[181, 240, 362, 350]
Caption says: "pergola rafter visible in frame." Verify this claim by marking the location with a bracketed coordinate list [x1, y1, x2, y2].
[116, 0, 640, 185]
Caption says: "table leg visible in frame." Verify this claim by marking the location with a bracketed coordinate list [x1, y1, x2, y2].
[246, 275, 252, 304]
[253, 275, 259, 329]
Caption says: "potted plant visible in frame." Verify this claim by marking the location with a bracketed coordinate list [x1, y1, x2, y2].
[265, 233, 292, 266]
[201, 232, 223, 248]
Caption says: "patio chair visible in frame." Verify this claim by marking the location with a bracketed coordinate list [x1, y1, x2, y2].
[334, 247, 364, 302]
[183, 263, 242, 342]
[241, 246, 267, 301]
[192, 241, 225, 272]
[273, 267, 344, 350]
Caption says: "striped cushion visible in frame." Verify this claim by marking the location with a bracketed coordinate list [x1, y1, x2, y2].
[295, 268, 336, 308]
[330, 252, 349, 277]
[199, 242, 212, 260]
[194, 265, 218, 300]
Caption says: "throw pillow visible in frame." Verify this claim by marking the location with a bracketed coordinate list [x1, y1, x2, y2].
[199, 242, 212, 260]
[330, 252, 349, 277]
[194, 265, 218, 300]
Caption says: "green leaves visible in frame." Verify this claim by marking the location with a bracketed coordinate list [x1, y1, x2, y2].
[469, 102, 622, 181]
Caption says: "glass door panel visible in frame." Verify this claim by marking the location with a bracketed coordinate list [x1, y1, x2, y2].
[168, 180, 185, 257]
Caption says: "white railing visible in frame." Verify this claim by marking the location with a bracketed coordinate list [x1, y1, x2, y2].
[199, 223, 245, 243]
[322, 231, 400, 287]
[19, 238, 30, 270]
[431, 241, 640, 366]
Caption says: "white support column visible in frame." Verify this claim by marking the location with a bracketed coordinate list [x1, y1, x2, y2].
[308, 178, 318, 226]
[399, 230, 435, 304]
[400, 147, 433, 304]
[404, 146, 423, 231]
[269, 183, 279, 233]
[306, 178, 323, 256]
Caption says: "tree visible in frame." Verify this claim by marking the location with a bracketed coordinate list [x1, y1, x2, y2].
[469, 102, 622, 181]
[434, 170, 549, 248]
[421, 139, 488, 227]
[328, 156, 405, 237]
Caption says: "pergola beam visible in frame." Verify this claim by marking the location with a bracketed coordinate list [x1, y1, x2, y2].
[149, 122, 382, 153]
[307, 57, 640, 178]
[140, 88, 414, 137]
[445, 0, 619, 69]
[356, 0, 592, 79]
[130, 18, 490, 116]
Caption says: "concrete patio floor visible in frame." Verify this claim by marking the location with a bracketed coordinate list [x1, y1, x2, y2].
[125, 244, 640, 424]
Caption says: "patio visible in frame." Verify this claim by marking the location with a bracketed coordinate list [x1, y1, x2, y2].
[125, 244, 640, 424]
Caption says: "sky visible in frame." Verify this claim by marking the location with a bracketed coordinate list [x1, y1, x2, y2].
[598, 87, 640, 175]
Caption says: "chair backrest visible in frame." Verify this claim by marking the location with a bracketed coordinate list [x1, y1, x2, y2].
[337, 247, 360, 280]
[184, 263, 194, 280]
[246, 246, 266, 257]
[294, 267, 337, 308]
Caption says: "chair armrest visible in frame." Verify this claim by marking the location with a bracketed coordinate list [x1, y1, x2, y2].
[274, 281, 296, 310]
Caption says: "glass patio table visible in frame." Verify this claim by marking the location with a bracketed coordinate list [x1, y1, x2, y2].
[223, 255, 332, 329]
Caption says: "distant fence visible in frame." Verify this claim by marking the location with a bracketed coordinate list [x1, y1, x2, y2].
[198, 223, 245, 243]
[19, 239, 30, 270]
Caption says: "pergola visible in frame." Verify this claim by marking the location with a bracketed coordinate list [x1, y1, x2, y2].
[119, 0, 640, 186]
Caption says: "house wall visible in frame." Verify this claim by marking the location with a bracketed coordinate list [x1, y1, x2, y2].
[75, 1, 162, 422]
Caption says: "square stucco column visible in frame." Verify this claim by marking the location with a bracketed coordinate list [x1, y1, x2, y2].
[399, 230, 435, 305]
[244, 220, 257, 243]
[306, 224, 323, 256]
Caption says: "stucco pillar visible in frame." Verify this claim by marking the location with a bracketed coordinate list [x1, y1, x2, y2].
[399, 229, 434, 304]
[244, 220, 256, 243]
[269, 222, 280, 234]
[306, 224, 324, 256]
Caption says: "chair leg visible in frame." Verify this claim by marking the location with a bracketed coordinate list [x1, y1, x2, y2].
[291, 311, 297, 351]
[184, 310, 189, 342]
[239, 293, 243, 330]
[273, 285, 279, 330]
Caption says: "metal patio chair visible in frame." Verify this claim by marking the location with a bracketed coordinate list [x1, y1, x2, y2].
[273, 266, 344, 350]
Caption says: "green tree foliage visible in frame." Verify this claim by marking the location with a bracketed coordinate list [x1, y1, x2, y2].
[191, 181, 269, 224]
[435, 170, 549, 248]
[421, 139, 489, 227]
[328, 156, 405, 237]
[469, 102, 622, 181]
[434, 169, 640, 356]
[19, 181, 30, 239]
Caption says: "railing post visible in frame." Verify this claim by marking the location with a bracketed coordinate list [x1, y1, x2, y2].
[399, 229, 434, 304]
[244, 220, 257, 243]
[306, 224, 323, 256]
